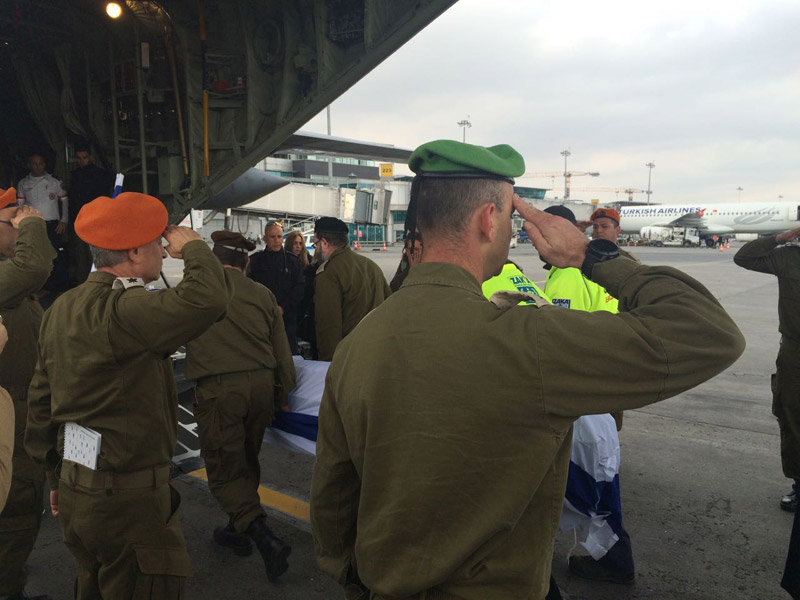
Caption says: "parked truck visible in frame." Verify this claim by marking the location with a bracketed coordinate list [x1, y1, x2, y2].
[640, 226, 701, 247]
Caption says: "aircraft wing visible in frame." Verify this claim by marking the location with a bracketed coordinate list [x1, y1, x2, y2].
[665, 211, 707, 229]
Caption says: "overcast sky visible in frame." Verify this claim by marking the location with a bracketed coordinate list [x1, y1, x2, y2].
[303, 0, 800, 206]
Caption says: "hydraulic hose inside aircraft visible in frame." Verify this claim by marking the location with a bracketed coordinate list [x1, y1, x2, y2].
[166, 28, 191, 190]
[197, 0, 210, 178]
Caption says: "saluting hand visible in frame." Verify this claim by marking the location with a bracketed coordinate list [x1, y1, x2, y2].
[512, 195, 589, 269]
[163, 225, 202, 260]
[776, 227, 800, 244]
[10, 205, 44, 228]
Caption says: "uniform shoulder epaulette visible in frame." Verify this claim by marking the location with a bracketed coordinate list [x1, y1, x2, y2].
[315, 259, 330, 274]
[488, 290, 551, 309]
[112, 277, 145, 290]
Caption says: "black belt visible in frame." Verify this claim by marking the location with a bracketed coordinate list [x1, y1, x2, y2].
[60, 461, 170, 490]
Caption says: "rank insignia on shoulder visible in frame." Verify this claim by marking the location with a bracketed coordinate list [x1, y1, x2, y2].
[112, 277, 145, 290]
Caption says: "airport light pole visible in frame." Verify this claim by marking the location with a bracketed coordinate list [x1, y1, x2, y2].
[457, 117, 472, 143]
[645, 162, 655, 204]
[561, 149, 571, 200]
[737, 186, 743, 202]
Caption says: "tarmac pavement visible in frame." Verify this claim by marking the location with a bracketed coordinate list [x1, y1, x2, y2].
[24, 242, 795, 599]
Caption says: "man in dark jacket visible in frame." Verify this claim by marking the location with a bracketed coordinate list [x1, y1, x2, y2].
[68, 144, 113, 287]
[248, 222, 304, 354]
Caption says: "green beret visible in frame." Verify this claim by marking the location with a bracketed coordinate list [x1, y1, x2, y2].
[408, 140, 525, 183]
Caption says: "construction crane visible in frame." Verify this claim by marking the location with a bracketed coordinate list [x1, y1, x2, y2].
[519, 171, 600, 201]
[570, 187, 646, 202]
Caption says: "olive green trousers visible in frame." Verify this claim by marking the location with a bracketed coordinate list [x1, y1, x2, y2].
[775, 341, 800, 479]
[59, 462, 191, 600]
[194, 369, 275, 533]
[0, 398, 44, 595]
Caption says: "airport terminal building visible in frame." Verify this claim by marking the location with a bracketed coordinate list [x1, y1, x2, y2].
[191, 143, 575, 246]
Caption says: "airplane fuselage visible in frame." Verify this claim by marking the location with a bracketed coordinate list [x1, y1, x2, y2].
[619, 202, 800, 237]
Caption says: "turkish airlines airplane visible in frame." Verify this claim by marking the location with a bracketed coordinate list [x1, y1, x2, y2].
[619, 202, 800, 240]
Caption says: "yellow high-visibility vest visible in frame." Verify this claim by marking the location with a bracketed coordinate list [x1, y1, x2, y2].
[545, 266, 618, 313]
[482, 263, 550, 305]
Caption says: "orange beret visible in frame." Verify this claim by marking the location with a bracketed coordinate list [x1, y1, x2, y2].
[590, 207, 621, 225]
[0, 188, 17, 210]
[75, 192, 168, 250]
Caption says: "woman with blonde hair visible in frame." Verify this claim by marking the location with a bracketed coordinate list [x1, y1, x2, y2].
[284, 230, 310, 269]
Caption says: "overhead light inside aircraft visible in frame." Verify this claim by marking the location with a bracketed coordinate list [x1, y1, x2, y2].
[106, 2, 123, 19]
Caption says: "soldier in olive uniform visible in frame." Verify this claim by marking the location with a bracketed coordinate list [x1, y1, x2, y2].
[1, 320, 15, 510]
[25, 192, 230, 599]
[313, 217, 391, 361]
[0, 187, 55, 600]
[734, 227, 800, 513]
[185, 230, 296, 582]
[311, 140, 745, 600]
[734, 227, 800, 598]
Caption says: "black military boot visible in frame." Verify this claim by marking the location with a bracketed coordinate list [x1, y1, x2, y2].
[780, 481, 799, 512]
[568, 555, 635, 585]
[213, 520, 253, 556]
[246, 516, 291, 582]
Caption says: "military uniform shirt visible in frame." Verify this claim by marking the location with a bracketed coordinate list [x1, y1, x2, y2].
[25, 241, 230, 479]
[0, 388, 12, 510]
[734, 236, 800, 339]
[314, 245, 391, 361]
[185, 268, 296, 400]
[311, 258, 744, 599]
[0, 218, 55, 396]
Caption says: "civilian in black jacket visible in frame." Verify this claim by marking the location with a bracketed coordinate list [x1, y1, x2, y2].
[248, 222, 304, 354]
[68, 144, 113, 287]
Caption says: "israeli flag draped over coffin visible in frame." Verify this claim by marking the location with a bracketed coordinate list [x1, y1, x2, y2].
[559, 414, 624, 560]
[268, 357, 624, 560]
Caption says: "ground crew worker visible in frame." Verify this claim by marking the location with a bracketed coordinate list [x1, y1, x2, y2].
[734, 227, 800, 513]
[25, 192, 230, 599]
[312, 217, 390, 360]
[185, 230, 296, 583]
[0, 186, 55, 600]
[543, 204, 636, 584]
[310, 139, 744, 600]
[482, 260, 549, 304]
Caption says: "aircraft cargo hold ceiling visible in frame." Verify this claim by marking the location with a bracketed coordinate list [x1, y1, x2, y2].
[0, 0, 456, 220]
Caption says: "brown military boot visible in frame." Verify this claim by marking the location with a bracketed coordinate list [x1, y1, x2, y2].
[246, 517, 291, 582]
[213, 521, 253, 556]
